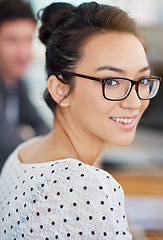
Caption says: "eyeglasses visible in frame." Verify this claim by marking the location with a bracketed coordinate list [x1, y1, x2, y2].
[57, 72, 161, 101]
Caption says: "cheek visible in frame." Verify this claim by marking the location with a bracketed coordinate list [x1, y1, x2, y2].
[0, 43, 15, 61]
[70, 81, 116, 126]
[141, 100, 150, 114]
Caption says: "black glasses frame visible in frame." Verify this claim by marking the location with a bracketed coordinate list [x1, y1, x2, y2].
[56, 72, 162, 101]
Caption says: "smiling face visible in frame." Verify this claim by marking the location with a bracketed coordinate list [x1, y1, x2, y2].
[60, 32, 150, 146]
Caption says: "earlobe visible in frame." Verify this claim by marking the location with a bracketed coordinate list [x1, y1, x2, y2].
[47, 75, 71, 107]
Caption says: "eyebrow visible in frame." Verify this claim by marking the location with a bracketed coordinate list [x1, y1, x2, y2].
[139, 66, 150, 73]
[95, 65, 150, 74]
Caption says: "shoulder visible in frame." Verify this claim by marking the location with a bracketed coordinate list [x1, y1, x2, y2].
[35, 159, 125, 213]
[1, 155, 124, 207]
[1, 150, 123, 197]
[60, 159, 124, 196]
[0, 157, 132, 239]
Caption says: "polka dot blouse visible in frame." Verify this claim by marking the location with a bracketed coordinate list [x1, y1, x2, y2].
[0, 139, 132, 240]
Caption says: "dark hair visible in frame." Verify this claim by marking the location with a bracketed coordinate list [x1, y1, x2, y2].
[38, 2, 145, 112]
[0, 0, 36, 25]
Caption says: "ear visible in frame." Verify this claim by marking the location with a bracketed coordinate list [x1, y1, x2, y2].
[47, 75, 71, 107]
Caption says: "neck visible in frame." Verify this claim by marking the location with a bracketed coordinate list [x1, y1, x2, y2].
[49, 112, 107, 165]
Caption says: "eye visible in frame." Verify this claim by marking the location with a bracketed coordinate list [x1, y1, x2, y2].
[105, 79, 119, 86]
[140, 79, 149, 85]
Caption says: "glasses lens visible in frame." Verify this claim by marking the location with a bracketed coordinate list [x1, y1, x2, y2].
[138, 78, 160, 99]
[104, 78, 131, 100]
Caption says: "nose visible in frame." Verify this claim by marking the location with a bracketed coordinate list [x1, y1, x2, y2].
[120, 86, 142, 109]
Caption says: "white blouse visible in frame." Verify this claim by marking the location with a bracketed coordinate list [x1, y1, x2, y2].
[0, 139, 132, 240]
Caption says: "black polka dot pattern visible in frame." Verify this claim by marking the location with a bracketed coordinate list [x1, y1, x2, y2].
[0, 140, 132, 239]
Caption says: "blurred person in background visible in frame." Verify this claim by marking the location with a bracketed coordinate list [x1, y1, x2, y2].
[0, 0, 50, 171]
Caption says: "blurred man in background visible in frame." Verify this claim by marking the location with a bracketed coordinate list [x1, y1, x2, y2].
[0, 0, 50, 171]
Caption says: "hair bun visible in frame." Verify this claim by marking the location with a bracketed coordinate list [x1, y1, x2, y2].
[38, 2, 75, 45]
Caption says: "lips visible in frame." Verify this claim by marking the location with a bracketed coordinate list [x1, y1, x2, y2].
[110, 116, 137, 129]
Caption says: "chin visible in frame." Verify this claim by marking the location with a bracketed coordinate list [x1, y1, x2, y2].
[110, 130, 136, 147]
[13, 71, 25, 80]
[13, 65, 27, 78]
[116, 138, 134, 146]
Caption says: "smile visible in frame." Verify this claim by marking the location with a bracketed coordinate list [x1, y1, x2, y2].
[111, 117, 134, 124]
[110, 116, 137, 130]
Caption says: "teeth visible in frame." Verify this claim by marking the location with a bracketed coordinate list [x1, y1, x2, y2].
[112, 117, 134, 124]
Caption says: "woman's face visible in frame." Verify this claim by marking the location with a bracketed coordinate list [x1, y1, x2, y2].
[68, 32, 150, 146]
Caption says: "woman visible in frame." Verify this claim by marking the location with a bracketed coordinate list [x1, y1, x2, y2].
[0, 2, 161, 239]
